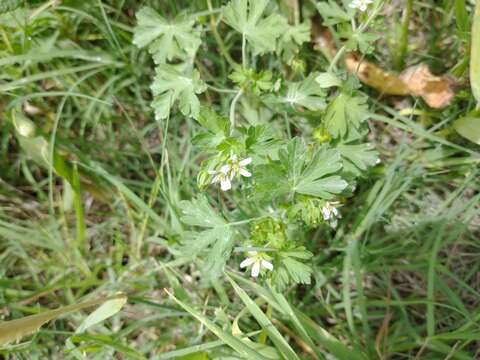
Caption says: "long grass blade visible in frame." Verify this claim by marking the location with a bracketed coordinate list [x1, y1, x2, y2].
[0, 293, 126, 346]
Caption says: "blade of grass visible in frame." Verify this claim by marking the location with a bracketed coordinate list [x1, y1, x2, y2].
[226, 275, 300, 360]
[0, 293, 126, 346]
[471, 0, 480, 105]
[165, 289, 269, 360]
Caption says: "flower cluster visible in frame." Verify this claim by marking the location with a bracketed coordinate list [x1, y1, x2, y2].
[208, 154, 252, 191]
[321, 202, 341, 229]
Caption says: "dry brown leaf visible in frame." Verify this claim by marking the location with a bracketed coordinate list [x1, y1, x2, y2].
[399, 64, 455, 108]
[345, 54, 410, 96]
[311, 23, 455, 108]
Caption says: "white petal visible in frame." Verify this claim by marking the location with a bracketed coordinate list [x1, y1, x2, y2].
[240, 257, 255, 268]
[251, 261, 261, 277]
[220, 164, 231, 174]
[332, 207, 338, 216]
[321, 207, 330, 220]
[230, 154, 238, 162]
[360, 4, 367, 11]
[261, 260, 273, 271]
[239, 157, 252, 166]
[239, 168, 252, 177]
[220, 178, 231, 191]
[211, 175, 221, 184]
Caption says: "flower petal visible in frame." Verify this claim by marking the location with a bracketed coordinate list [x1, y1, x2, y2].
[220, 164, 231, 174]
[239, 168, 252, 177]
[220, 178, 231, 191]
[261, 260, 273, 271]
[321, 207, 330, 220]
[240, 257, 255, 268]
[230, 154, 238, 162]
[211, 175, 221, 184]
[251, 261, 261, 277]
[239, 157, 252, 166]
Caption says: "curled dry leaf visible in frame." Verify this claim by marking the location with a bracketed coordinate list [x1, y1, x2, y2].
[399, 64, 455, 108]
[312, 24, 455, 108]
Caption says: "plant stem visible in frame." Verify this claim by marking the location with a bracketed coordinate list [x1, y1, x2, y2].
[229, 89, 243, 135]
[242, 33, 247, 68]
[395, 0, 413, 70]
[207, 0, 237, 68]
[72, 162, 86, 254]
[327, 2, 383, 72]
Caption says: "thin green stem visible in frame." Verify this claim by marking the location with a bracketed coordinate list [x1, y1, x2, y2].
[207, 84, 238, 93]
[242, 33, 247, 68]
[207, 0, 237, 68]
[395, 0, 413, 70]
[229, 89, 243, 135]
[328, 2, 383, 72]
[72, 162, 86, 254]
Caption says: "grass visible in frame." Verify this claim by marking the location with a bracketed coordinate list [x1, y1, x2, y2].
[1, 0, 480, 359]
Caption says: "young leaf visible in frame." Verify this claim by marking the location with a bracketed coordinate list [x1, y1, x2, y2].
[323, 93, 369, 138]
[272, 248, 313, 290]
[289, 140, 348, 198]
[337, 142, 379, 175]
[151, 65, 206, 120]
[315, 0, 351, 26]
[133, 7, 200, 63]
[316, 72, 342, 88]
[223, 0, 287, 55]
[278, 20, 311, 62]
[255, 138, 347, 200]
[179, 196, 233, 278]
[281, 73, 326, 111]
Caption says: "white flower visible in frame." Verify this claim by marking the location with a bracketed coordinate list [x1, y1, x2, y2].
[208, 154, 252, 192]
[208, 164, 232, 191]
[321, 202, 341, 228]
[229, 154, 252, 178]
[348, 0, 374, 12]
[240, 251, 273, 277]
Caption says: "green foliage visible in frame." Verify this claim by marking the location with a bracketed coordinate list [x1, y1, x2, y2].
[151, 65, 206, 120]
[324, 93, 369, 138]
[256, 138, 348, 200]
[271, 248, 313, 290]
[133, 7, 200, 64]
[337, 142, 379, 175]
[0, 0, 24, 14]
[4, 1, 480, 359]
[315, 0, 352, 25]
[223, 0, 287, 55]
[278, 72, 326, 111]
[278, 20, 311, 62]
[229, 67, 274, 95]
[179, 196, 233, 278]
